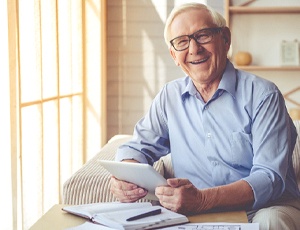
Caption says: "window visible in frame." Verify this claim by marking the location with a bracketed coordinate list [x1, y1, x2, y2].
[0, 0, 107, 229]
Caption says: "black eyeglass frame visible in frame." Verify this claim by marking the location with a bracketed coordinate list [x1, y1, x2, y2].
[169, 27, 223, 51]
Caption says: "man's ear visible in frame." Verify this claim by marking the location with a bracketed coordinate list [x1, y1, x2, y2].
[222, 27, 231, 50]
[170, 48, 180, 66]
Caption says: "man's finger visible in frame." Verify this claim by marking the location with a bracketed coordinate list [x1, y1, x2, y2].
[167, 178, 190, 187]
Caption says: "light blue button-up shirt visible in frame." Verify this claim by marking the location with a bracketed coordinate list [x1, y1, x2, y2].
[116, 60, 299, 210]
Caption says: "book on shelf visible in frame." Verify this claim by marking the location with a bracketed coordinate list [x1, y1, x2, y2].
[62, 202, 189, 230]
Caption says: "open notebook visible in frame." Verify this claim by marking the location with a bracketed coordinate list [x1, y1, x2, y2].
[63, 202, 189, 230]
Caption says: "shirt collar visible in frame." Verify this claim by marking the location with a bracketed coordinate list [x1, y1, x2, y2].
[181, 59, 237, 101]
[218, 60, 237, 99]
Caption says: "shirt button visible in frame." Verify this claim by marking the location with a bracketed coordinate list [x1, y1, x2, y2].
[212, 161, 218, 166]
[207, 133, 211, 138]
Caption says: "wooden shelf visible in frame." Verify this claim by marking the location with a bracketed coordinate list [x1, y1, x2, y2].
[235, 65, 300, 71]
[229, 6, 300, 14]
[225, 0, 300, 75]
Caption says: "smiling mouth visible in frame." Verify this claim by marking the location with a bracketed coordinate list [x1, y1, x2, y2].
[189, 57, 209, 64]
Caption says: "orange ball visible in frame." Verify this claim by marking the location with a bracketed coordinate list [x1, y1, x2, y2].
[234, 51, 252, 66]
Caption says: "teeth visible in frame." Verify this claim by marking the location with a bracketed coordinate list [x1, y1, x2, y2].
[191, 57, 208, 64]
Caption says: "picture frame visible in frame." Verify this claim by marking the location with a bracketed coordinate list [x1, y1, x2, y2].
[281, 40, 300, 66]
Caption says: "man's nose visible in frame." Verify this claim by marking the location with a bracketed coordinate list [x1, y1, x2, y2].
[189, 38, 204, 54]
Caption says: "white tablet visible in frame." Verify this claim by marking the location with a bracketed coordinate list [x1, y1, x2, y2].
[98, 160, 167, 200]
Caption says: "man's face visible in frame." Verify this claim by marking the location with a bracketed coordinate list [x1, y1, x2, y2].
[169, 9, 230, 86]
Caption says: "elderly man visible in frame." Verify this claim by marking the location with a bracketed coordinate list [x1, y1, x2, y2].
[110, 3, 300, 229]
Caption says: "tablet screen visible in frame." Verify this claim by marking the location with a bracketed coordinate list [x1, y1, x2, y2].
[98, 160, 168, 200]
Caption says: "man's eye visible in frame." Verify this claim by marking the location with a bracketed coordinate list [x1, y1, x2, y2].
[195, 34, 209, 41]
[176, 39, 189, 46]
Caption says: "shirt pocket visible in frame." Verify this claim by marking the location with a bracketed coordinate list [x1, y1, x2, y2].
[230, 131, 253, 169]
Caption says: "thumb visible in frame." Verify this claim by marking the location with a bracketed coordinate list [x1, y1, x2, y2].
[167, 178, 190, 188]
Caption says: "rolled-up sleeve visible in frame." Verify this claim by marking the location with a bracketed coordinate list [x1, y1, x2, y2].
[242, 90, 297, 209]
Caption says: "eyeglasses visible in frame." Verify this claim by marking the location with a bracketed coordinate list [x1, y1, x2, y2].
[170, 27, 223, 51]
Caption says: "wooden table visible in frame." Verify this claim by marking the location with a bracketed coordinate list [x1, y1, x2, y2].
[29, 204, 248, 230]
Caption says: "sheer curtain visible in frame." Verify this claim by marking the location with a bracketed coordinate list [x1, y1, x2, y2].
[0, 0, 107, 229]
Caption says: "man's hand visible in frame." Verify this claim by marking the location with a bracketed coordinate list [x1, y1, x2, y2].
[155, 178, 205, 214]
[155, 178, 254, 215]
[110, 159, 148, 202]
[110, 176, 148, 202]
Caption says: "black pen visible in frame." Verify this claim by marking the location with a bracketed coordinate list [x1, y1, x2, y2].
[126, 208, 162, 221]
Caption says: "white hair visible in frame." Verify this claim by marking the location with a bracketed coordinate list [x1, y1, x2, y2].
[164, 3, 227, 47]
